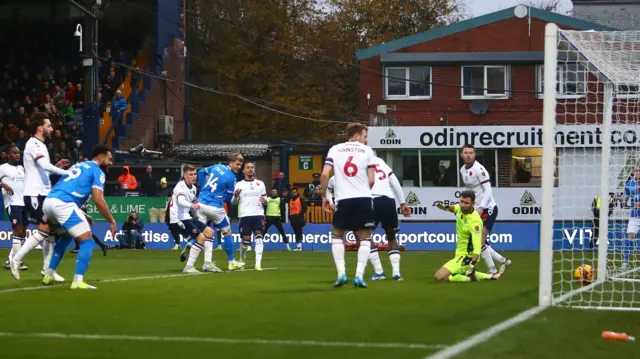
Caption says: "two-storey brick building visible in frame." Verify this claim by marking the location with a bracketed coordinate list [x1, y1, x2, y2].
[356, 6, 617, 221]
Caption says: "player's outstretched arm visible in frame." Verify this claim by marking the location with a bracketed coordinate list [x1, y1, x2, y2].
[36, 156, 69, 176]
[176, 193, 197, 210]
[432, 201, 455, 213]
[92, 187, 116, 235]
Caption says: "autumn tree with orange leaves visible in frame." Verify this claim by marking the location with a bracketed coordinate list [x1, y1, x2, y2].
[186, 0, 462, 142]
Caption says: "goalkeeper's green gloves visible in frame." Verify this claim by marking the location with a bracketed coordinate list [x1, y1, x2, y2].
[466, 261, 477, 276]
[432, 201, 447, 210]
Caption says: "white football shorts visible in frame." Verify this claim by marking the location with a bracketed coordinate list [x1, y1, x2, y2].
[197, 203, 231, 231]
[627, 218, 640, 235]
[43, 198, 91, 238]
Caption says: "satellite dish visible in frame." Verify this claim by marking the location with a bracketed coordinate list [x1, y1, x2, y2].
[514, 4, 528, 19]
[470, 100, 489, 116]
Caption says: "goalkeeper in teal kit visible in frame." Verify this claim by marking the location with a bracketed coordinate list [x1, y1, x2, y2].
[433, 190, 501, 282]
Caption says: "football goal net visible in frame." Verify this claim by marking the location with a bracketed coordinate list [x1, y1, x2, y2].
[539, 24, 640, 311]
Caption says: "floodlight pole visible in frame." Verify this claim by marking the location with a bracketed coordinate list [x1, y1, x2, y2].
[69, 0, 100, 158]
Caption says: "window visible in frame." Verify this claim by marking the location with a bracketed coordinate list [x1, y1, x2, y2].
[616, 85, 640, 99]
[511, 148, 542, 187]
[385, 67, 432, 99]
[420, 150, 458, 187]
[461, 66, 509, 99]
[386, 149, 500, 188]
[390, 150, 420, 187]
[456, 149, 498, 187]
[537, 64, 587, 99]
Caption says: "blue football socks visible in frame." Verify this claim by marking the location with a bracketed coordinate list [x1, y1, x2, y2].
[49, 235, 73, 271]
[75, 239, 94, 276]
[223, 235, 234, 261]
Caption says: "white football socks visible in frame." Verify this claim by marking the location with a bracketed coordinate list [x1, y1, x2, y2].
[13, 230, 48, 262]
[389, 249, 401, 277]
[240, 241, 250, 262]
[481, 244, 497, 274]
[42, 236, 56, 271]
[255, 235, 264, 267]
[10, 236, 23, 258]
[368, 248, 384, 274]
[331, 235, 345, 277]
[204, 239, 213, 264]
[489, 246, 507, 264]
[186, 243, 203, 267]
[355, 240, 371, 279]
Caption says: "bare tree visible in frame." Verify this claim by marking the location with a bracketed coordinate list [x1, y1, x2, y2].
[521, 0, 570, 15]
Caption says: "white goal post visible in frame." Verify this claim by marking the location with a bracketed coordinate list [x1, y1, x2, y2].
[540, 23, 640, 311]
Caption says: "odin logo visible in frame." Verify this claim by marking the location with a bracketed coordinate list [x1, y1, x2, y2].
[380, 128, 401, 145]
[401, 191, 427, 215]
[512, 190, 541, 215]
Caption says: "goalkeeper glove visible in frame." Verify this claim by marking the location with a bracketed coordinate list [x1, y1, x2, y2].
[178, 221, 185, 229]
[466, 261, 477, 276]
[432, 201, 447, 210]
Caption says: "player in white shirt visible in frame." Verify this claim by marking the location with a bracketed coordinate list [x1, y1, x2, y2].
[368, 156, 411, 281]
[171, 165, 223, 273]
[231, 162, 267, 270]
[321, 123, 377, 288]
[0, 147, 29, 271]
[8, 113, 70, 282]
[460, 144, 511, 275]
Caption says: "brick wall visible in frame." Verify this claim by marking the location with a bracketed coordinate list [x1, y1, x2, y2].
[121, 0, 187, 150]
[359, 17, 581, 127]
[497, 148, 513, 187]
[120, 42, 186, 150]
[271, 153, 281, 178]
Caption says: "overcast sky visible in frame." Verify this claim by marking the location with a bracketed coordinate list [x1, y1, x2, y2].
[464, 0, 573, 16]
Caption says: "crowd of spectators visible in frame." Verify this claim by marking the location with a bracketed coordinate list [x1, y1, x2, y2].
[0, 46, 135, 167]
[0, 64, 84, 165]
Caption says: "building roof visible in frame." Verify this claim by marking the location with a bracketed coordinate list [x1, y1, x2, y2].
[356, 6, 616, 61]
[174, 143, 272, 160]
[573, 1, 640, 3]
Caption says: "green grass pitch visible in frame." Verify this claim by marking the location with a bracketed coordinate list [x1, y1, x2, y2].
[0, 249, 637, 358]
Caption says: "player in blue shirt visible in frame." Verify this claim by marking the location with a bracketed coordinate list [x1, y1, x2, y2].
[623, 168, 640, 270]
[41, 144, 115, 289]
[181, 152, 244, 271]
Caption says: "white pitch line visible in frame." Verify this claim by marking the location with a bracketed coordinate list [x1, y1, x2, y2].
[424, 305, 545, 359]
[0, 268, 278, 294]
[0, 332, 448, 350]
